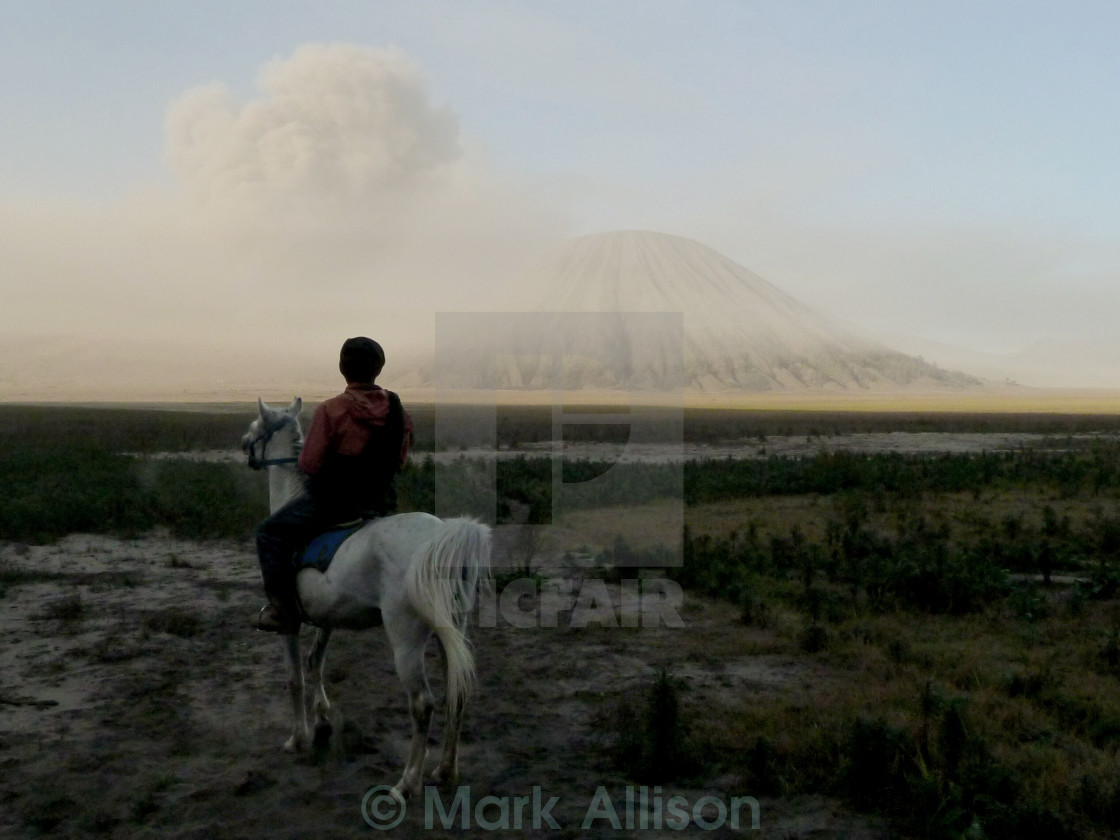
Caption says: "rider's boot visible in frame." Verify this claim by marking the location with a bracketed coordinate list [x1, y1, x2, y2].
[254, 588, 300, 634]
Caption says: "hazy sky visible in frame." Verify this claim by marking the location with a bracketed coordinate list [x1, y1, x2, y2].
[3, 1, 1120, 395]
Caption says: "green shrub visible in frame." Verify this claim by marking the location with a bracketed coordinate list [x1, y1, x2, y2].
[798, 623, 829, 653]
[141, 460, 264, 539]
[837, 716, 909, 809]
[0, 439, 266, 542]
[609, 668, 699, 783]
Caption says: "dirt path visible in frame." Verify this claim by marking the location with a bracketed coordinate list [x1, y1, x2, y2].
[0, 534, 883, 839]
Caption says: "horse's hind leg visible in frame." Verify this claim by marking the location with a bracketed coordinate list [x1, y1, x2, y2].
[387, 615, 435, 799]
[307, 627, 333, 744]
[432, 697, 465, 785]
[281, 633, 309, 752]
[432, 633, 465, 785]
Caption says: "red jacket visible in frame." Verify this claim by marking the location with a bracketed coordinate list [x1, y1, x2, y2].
[299, 384, 412, 478]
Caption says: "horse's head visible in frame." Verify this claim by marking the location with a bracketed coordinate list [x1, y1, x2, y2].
[242, 397, 303, 470]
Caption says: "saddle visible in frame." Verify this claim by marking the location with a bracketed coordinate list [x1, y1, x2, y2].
[297, 520, 366, 573]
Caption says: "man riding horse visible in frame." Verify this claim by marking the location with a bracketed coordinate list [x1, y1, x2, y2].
[254, 336, 413, 633]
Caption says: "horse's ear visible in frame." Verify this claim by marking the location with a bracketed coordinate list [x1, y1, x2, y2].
[288, 397, 302, 416]
[257, 397, 267, 417]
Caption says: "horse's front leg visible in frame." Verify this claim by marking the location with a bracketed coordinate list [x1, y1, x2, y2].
[307, 627, 334, 743]
[282, 633, 309, 752]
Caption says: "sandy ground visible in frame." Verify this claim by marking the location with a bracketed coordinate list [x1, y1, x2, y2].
[0, 530, 887, 839]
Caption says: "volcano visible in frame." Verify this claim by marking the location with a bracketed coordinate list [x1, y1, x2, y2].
[521, 230, 980, 391]
[418, 230, 982, 393]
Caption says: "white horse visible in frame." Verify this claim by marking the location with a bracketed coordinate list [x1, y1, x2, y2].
[240, 397, 491, 798]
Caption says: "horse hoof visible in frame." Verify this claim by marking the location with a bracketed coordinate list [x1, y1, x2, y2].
[430, 765, 459, 786]
[312, 721, 333, 749]
[283, 734, 305, 753]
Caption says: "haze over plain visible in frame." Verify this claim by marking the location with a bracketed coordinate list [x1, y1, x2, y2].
[2, 2, 1119, 400]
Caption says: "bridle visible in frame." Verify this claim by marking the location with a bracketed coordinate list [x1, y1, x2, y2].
[245, 415, 301, 471]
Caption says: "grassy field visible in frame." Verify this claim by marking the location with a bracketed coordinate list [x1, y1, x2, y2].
[2, 403, 1119, 837]
[566, 487, 1120, 837]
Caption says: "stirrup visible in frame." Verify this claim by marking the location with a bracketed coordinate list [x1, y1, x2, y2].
[254, 604, 299, 634]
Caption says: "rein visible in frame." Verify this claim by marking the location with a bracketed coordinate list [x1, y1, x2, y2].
[246, 415, 302, 470]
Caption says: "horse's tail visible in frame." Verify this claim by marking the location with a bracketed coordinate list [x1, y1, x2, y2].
[404, 517, 492, 715]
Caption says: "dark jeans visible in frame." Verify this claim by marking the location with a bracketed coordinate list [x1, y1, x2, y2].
[255, 495, 338, 598]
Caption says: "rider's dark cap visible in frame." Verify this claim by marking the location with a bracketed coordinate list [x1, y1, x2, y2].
[339, 337, 385, 383]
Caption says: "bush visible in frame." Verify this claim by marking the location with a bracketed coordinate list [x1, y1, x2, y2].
[0, 441, 267, 543]
[0, 444, 149, 542]
[141, 460, 264, 539]
[798, 623, 829, 653]
[610, 668, 700, 783]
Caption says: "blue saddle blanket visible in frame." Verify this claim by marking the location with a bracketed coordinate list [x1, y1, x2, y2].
[298, 524, 364, 573]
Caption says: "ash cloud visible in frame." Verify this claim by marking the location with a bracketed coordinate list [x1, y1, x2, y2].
[164, 44, 462, 206]
[0, 44, 563, 399]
